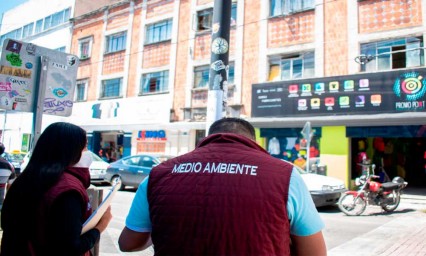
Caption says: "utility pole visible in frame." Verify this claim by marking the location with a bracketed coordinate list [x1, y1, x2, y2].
[205, 0, 232, 133]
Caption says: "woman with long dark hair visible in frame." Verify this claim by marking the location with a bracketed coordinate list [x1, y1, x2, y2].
[0, 122, 112, 256]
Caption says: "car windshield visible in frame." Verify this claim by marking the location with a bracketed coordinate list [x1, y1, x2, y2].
[89, 151, 104, 162]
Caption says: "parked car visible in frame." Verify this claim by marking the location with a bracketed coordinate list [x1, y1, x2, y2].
[104, 154, 173, 190]
[284, 160, 347, 207]
[20, 151, 110, 184]
[2, 151, 26, 175]
[87, 152, 110, 184]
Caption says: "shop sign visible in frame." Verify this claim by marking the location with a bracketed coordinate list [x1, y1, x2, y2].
[252, 68, 426, 117]
[137, 130, 166, 140]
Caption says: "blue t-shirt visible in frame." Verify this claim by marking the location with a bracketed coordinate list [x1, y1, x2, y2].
[126, 168, 324, 236]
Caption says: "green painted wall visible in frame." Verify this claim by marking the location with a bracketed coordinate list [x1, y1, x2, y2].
[320, 126, 349, 155]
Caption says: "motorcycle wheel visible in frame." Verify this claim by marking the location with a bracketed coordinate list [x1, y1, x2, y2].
[381, 192, 400, 212]
[338, 194, 367, 216]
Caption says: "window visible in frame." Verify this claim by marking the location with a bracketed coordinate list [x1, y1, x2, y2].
[270, 0, 315, 16]
[105, 32, 127, 53]
[278, 52, 315, 80]
[0, 29, 22, 46]
[35, 19, 43, 33]
[101, 78, 122, 98]
[361, 37, 424, 72]
[196, 4, 237, 32]
[145, 19, 172, 44]
[55, 46, 66, 52]
[78, 37, 93, 59]
[43, 8, 71, 30]
[141, 71, 169, 94]
[22, 23, 34, 38]
[75, 80, 87, 102]
[194, 63, 235, 88]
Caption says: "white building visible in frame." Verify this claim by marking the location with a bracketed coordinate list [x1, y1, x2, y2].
[0, 0, 75, 152]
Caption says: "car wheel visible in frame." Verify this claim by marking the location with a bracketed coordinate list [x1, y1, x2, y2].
[111, 175, 125, 191]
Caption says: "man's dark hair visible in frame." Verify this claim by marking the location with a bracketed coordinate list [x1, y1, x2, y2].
[0, 143, 5, 155]
[208, 117, 256, 139]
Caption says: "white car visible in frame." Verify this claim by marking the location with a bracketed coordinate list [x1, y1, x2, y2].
[284, 160, 347, 207]
[20, 151, 109, 184]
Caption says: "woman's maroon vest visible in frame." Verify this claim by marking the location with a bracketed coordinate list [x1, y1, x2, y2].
[35, 167, 92, 255]
[148, 134, 293, 255]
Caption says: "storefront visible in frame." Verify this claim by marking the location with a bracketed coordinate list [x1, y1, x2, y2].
[67, 96, 207, 159]
[251, 68, 426, 188]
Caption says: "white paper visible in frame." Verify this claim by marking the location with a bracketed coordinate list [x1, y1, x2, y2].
[81, 181, 120, 234]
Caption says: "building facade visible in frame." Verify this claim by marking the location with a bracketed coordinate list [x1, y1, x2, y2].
[1, 0, 426, 187]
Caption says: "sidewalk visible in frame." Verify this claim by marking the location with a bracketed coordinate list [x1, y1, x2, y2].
[328, 188, 426, 256]
[328, 211, 426, 256]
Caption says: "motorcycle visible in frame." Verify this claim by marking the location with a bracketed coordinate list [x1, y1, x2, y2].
[338, 164, 408, 216]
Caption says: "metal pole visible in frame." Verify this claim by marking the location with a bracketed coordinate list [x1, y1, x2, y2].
[205, 0, 232, 132]
[1, 110, 6, 143]
[30, 56, 48, 150]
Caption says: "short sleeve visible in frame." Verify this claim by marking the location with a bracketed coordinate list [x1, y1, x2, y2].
[125, 177, 152, 232]
[287, 168, 324, 236]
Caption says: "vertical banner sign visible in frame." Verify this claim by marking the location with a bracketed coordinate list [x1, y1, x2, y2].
[0, 38, 79, 116]
[206, 0, 232, 131]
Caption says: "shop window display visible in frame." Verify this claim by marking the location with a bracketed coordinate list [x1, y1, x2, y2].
[267, 136, 320, 171]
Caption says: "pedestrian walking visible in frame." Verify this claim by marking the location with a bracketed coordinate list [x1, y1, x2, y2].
[118, 117, 326, 255]
[0, 122, 112, 256]
[0, 143, 16, 211]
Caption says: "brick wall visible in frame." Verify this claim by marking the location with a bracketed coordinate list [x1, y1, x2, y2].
[324, 0, 348, 76]
[127, 8, 143, 97]
[197, 0, 212, 6]
[268, 11, 315, 48]
[72, 18, 104, 101]
[241, 0, 261, 116]
[173, 0, 191, 121]
[146, 0, 174, 19]
[359, 0, 422, 34]
[193, 30, 236, 60]
[103, 51, 125, 75]
[142, 42, 172, 68]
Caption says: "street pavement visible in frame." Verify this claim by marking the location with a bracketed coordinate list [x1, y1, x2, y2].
[328, 189, 426, 256]
[0, 188, 425, 255]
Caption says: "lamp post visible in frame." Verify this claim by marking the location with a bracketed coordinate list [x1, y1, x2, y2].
[205, 0, 232, 132]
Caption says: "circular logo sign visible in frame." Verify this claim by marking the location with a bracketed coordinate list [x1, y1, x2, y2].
[393, 72, 426, 101]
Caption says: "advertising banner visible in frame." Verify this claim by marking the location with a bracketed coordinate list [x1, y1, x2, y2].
[252, 68, 426, 117]
[0, 39, 78, 116]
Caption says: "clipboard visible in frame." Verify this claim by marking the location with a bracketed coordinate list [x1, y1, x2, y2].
[81, 181, 121, 234]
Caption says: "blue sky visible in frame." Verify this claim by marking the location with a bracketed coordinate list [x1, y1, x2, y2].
[0, 0, 29, 16]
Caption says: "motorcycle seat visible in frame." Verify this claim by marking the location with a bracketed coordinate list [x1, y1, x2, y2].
[381, 182, 401, 190]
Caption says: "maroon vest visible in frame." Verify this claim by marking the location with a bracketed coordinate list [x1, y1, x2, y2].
[148, 133, 292, 255]
[34, 167, 92, 255]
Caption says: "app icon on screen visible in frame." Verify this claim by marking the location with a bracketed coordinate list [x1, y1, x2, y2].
[329, 81, 339, 91]
[311, 98, 320, 107]
[289, 85, 298, 94]
[371, 94, 382, 104]
[356, 95, 365, 104]
[302, 84, 311, 93]
[339, 96, 350, 106]
[298, 99, 307, 107]
[344, 80, 354, 90]
[359, 79, 369, 88]
[315, 83, 325, 92]
[325, 97, 335, 106]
